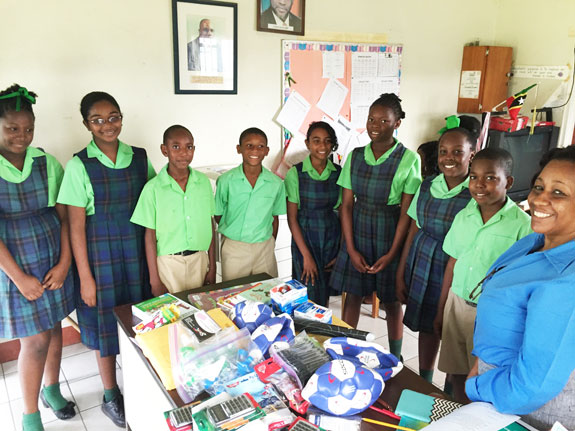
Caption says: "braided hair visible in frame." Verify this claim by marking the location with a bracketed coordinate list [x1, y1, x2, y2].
[0, 84, 38, 119]
[370, 93, 405, 120]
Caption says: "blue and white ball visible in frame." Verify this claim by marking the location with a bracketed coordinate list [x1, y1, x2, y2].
[231, 301, 273, 334]
[324, 337, 403, 381]
[251, 314, 295, 357]
[302, 359, 384, 416]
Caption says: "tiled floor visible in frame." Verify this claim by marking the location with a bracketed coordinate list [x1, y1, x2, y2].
[0, 345, 123, 431]
[0, 296, 444, 431]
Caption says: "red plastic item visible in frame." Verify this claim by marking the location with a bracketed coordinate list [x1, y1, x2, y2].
[489, 115, 529, 132]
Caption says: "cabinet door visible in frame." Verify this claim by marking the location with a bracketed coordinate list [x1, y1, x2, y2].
[457, 46, 487, 113]
[482, 46, 512, 112]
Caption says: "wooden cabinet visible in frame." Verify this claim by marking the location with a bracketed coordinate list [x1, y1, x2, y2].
[457, 45, 512, 113]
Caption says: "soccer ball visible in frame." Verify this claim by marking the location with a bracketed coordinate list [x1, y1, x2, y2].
[323, 337, 403, 381]
[231, 301, 273, 333]
[251, 313, 295, 357]
[301, 359, 384, 416]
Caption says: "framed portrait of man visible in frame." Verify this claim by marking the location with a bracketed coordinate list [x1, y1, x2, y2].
[172, 0, 237, 94]
[257, 0, 305, 36]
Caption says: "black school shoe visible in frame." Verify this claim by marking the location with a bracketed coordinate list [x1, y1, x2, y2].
[101, 394, 126, 428]
[39, 390, 76, 420]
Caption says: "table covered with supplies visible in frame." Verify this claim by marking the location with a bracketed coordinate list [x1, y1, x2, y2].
[115, 274, 445, 431]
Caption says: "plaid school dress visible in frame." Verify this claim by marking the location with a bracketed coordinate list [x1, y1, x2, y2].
[0, 154, 75, 338]
[331, 144, 406, 302]
[291, 162, 341, 307]
[75, 146, 150, 357]
[403, 177, 471, 333]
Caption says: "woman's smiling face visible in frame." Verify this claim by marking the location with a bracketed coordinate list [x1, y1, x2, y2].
[528, 159, 575, 249]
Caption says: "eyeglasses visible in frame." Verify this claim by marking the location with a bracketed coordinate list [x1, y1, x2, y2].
[89, 115, 123, 125]
[468, 265, 507, 301]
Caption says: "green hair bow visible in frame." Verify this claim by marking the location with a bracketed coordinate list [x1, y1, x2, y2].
[438, 115, 460, 134]
[0, 87, 37, 111]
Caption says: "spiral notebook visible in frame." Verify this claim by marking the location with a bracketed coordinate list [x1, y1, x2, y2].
[395, 390, 540, 431]
[395, 390, 462, 429]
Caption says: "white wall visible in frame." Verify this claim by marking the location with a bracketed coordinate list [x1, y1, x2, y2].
[1, 0, 502, 171]
[1, 0, 574, 345]
[493, 0, 575, 145]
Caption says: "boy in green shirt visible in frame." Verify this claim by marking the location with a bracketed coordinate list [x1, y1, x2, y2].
[215, 127, 286, 281]
[131, 125, 216, 295]
[435, 148, 532, 402]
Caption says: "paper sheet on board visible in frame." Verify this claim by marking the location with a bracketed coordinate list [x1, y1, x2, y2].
[276, 90, 311, 135]
[322, 51, 345, 78]
[351, 77, 400, 103]
[460, 70, 481, 99]
[283, 132, 309, 167]
[378, 52, 399, 77]
[350, 76, 399, 128]
[321, 115, 353, 165]
[338, 130, 370, 166]
[423, 402, 518, 431]
[352, 52, 379, 78]
[317, 78, 349, 120]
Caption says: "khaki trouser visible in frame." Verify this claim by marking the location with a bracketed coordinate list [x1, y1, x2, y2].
[438, 290, 477, 375]
[221, 236, 278, 281]
[157, 251, 209, 294]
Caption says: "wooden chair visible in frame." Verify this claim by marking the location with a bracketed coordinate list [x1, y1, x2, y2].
[341, 291, 380, 320]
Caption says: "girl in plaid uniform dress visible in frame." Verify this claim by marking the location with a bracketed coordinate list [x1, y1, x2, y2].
[286, 122, 341, 307]
[331, 94, 421, 359]
[396, 123, 475, 383]
[59, 92, 152, 427]
[0, 85, 75, 430]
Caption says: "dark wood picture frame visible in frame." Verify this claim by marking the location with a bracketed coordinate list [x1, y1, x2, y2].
[172, 0, 237, 94]
[256, 0, 305, 36]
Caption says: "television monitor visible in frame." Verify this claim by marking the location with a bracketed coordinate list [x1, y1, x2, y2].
[486, 126, 559, 202]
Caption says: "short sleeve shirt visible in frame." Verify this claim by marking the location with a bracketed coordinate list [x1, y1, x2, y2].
[337, 140, 421, 204]
[284, 156, 342, 209]
[215, 165, 286, 243]
[0, 146, 63, 207]
[130, 165, 215, 255]
[57, 140, 156, 215]
[407, 174, 470, 228]
[443, 198, 533, 303]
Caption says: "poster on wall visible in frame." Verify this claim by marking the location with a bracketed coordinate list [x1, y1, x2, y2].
[257, 0, 305, 35]
[172, 0, 237, 94]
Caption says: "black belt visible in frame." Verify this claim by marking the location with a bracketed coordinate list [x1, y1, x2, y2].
[464, 300, 477, 308]
[171, 250, 198, 256]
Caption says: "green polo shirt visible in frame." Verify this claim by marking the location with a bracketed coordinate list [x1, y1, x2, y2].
[130, 165, 215, 255]
[337, 140, 422, 204]
[443, 197, 532, 303]
[215, 165, 286, 243]
[407, 174, 470, 228]
[57, 140, 156, 215]
[284, 156, 342, 209]
[0, 147, 63, 207]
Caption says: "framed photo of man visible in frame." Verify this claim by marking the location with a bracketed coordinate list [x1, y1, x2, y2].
[172, 0, 237, 94]
[257, 0, 305, 36]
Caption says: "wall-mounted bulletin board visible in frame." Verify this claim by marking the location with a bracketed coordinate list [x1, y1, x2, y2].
[274, 40, 403, 176]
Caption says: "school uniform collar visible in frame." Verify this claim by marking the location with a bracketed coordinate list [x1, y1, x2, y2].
[86, 140, 132, 165]
[526, 233, 575, 274]
[433, 173, 469, 194]
[0, 146, 44, 175]
[466, 196, 520, 226]
[364, 138, 399, 163]
[302, 156, 337, 174]
[157, 164, 200, 192]
[231, 164, 274, 183]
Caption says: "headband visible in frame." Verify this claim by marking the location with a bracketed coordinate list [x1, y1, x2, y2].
[438, 115, 460, 134]
[0, 87, 36, 111]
